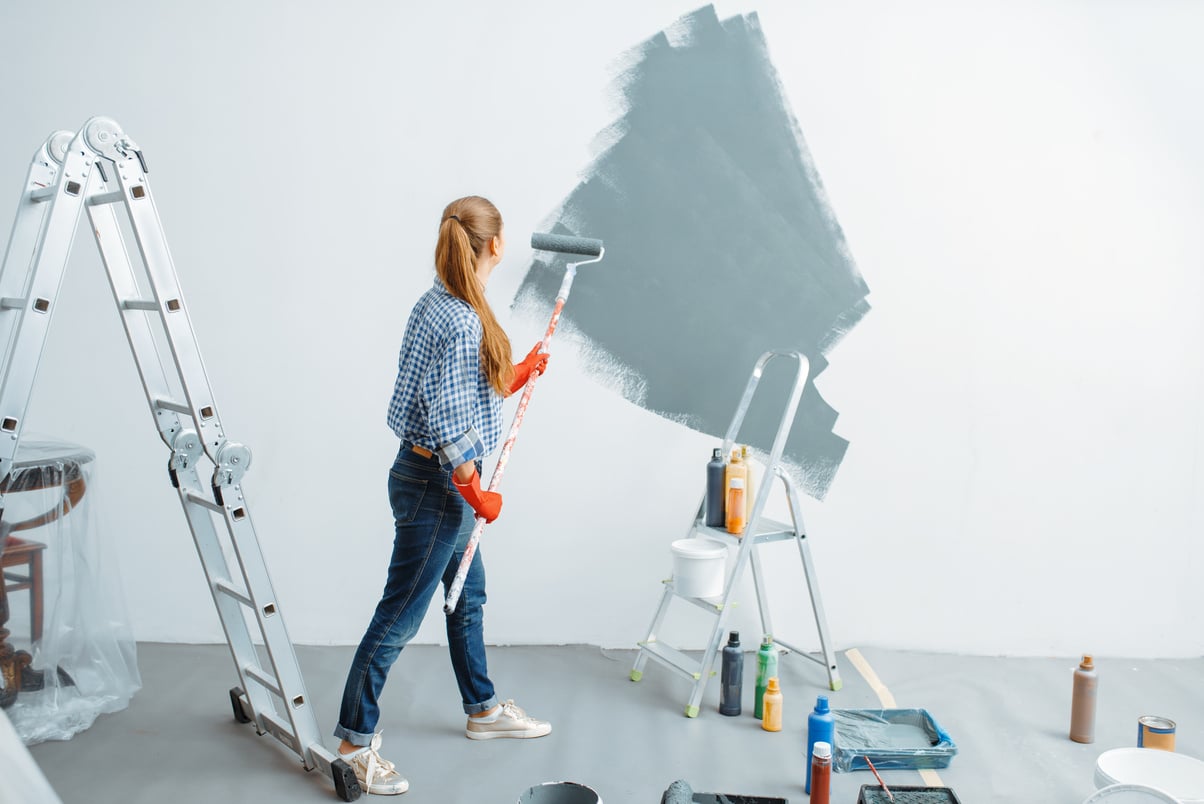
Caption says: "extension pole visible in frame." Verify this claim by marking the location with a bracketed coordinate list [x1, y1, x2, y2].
[443, 234, 604, 614]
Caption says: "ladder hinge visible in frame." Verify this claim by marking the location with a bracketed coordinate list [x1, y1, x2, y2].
[212, 442, 251, 487]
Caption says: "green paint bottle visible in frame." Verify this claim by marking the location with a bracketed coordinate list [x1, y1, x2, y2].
[754, 635, 777, 719]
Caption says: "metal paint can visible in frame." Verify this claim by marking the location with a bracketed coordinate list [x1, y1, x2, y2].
[1137, 716, 1176, 751]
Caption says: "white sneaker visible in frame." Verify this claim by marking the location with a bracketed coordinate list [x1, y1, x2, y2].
[465, 699, 552, 740]
[340, 732, 409, 795]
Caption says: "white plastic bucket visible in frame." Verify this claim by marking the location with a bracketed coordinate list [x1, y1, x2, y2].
[1095, 748, 1204, 803]
[518, 781, 601, 803]
[1083, 784, 1181, 803]
[670, 537, 727, 598]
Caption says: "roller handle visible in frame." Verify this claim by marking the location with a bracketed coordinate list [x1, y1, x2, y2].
[530, 232, 603, 257]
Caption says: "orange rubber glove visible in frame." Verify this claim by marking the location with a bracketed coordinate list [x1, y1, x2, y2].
[507, 342, 550, 396]
[453, 466, 502, 523]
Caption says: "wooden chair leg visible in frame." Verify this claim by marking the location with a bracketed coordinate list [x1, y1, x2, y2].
[30, 550, 42, 643]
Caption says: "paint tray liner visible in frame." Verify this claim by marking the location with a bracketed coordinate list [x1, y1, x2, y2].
[832, 709, 957, 772]
[856, 785, 962, 804]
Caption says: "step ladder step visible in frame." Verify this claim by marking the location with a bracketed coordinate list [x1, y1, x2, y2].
[0, 297, 51, 312]
[185, 491, 223, 512]
[155, 397, 192, 415]
[638, 641, 703, 681]
[85, 190, 124, 206]
[121, 297, 182, 312]
[29, 186, 57, 202]
[120, 299, 159, 311]
[244, 663, 286, 699]
[214, 579, 252, 607]
[663, 580, 726, 613]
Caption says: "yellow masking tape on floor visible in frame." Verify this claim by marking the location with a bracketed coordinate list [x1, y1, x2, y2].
[844, 649, 945, 788]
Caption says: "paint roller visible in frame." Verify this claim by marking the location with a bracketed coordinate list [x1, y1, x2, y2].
[443, 231, 605, 614]
[529, 232, 603, 257]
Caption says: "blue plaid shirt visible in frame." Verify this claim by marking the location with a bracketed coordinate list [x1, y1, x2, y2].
[387, 279, 503, 470]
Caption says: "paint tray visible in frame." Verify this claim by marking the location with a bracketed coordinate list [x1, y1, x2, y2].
[857, 785, 962, 804]
[832, 709, 957, 771]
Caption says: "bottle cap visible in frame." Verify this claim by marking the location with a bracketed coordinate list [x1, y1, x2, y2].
[727, 631, 740, 646]
[814, 695, 830, 713]
[766, 677, 780, 692]
[1081, 654, 1094, 670]
[712, 448, 723, 459]
[812, 741, 831, 759]
[761, 635, 773, 647]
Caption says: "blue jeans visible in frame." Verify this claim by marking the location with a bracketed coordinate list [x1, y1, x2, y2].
[334, 445, 498, 746]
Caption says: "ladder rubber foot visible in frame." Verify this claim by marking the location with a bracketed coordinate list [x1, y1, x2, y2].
[630, 670, 642, 682]
[331, 758, 362, 801]
[229, 687, 252, 724]
[685, 704, 699, 718]
[830, 679, 843, 692]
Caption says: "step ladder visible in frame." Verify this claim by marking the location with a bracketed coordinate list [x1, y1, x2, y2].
[630, 350, 842, 717]
[0, 118, 360, 801]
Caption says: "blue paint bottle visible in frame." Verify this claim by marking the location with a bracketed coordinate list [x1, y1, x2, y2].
[705, 448, 726, 527]
[806, 695, 834, 794]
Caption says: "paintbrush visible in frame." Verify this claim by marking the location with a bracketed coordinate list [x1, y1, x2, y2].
[865, 757, 894, 802]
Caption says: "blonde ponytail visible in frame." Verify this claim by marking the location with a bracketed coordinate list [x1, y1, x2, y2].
[434, 196, 513, 395]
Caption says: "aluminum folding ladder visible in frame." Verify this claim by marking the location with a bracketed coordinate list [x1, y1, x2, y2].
[630, 350, 842, 717]
[0, 118, 360, 800]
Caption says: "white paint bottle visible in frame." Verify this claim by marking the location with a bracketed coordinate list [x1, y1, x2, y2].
[1070, 654, 1097, 743]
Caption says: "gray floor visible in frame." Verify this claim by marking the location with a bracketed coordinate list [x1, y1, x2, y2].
[26, 643, 1203, 804]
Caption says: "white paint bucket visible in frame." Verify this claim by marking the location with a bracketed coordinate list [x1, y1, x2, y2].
[670, 537, 727, 598]
[1083, 784, 1181, 803]
[1095, 748, 1204, 803]
[518, 781, 601, 803]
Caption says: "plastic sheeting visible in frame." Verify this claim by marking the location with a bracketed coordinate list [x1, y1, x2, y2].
[832, 708, 958, 772]
[0, 437, 140, 744]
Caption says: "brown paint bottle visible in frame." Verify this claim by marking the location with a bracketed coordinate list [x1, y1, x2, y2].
[1070, 654, 1097, 743]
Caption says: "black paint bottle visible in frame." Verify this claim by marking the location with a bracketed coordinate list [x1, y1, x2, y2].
[705, 448, 726, 527]
[719, 631, 742, 716]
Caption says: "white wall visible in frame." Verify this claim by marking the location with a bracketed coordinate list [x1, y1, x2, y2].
[0, 0, 1200, 657]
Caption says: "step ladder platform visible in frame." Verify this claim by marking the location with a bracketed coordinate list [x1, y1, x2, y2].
[692, 518, 798, 544]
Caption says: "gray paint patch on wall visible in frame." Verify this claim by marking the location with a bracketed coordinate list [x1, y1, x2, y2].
[515, 5, 869, 499]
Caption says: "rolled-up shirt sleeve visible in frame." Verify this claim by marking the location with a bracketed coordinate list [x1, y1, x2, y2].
[426, 322, 486, 470]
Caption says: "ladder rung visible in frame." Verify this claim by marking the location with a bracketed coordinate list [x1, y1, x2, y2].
[638, 641, 702, 680]
[86, 190, 125, 206]
[29, 186, 55, 202]
[774, 637, 828, 668]
[750, 518, 797, 543]
[244, 664, 284, 699]
[0, 297, 26, 310]
[185, 491, 223, 512]
[121, 299, 159, 311]
[155, 398, 192, 415]
[214, 579, 252, 607]
[663, 580, 725, 613]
